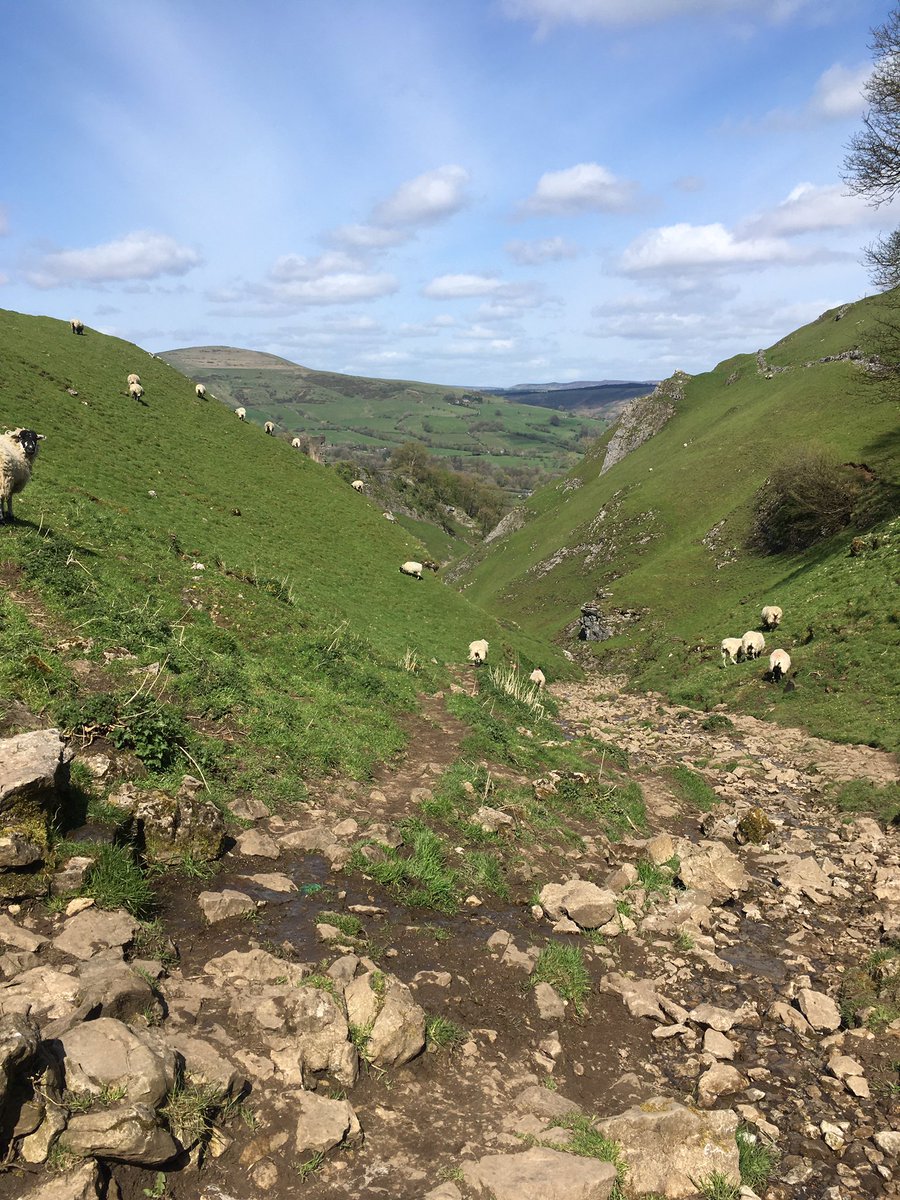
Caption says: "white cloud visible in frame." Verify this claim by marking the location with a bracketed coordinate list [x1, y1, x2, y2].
[373, 165, 471, 228]
[266, 273, 399, 306]
[808, 62, 871, 120]
[422, 273, 504, 298]
[501, 0, 812, 31]
[619, 221, 809, 275]
[739, 182, 888, 238]
[326, 224, 408, 250]
[506, 236, 579, 264]
[24, 231, 202, 288]
[270, 251, 365, 281]
[521, 163, 638, 215]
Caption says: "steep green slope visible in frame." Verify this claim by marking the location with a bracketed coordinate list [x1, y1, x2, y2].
[0, 310, 566, 800]
[160, 345, 606, 481]
[460, 296, 900, 750]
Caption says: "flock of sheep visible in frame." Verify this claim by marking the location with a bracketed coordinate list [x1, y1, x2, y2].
[721, 605, 792, 683]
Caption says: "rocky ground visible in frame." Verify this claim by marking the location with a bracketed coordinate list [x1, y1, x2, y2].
[1, 678, 898, 1200]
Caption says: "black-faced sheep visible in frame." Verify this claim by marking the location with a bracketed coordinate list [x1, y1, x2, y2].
[721, 637, 742, 666]
[767, 649, 791, 682]
[741, 630, 765, 660]
[128, 382, 144, 400]
[529, 668, 546, 689]
[127, 373, 141, 385]
[761, 605, 783, 630]
[291, 437, 303, 449]
[236, 407, 247, 421]
[400, 561, 424, 579]
[264, 421, 275, 436]
[70, 319, 84, 335]
[351, 479, 365, 492]
[195, 384, 207, 399]
[468, 639, 489, 665]
[0, 428, 44, 523]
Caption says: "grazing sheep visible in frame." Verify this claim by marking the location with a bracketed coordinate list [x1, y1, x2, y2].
[721, 637, 743, 666]
[235, 407, 247, 421]
[128, 382, 144, 400]
[768, 649, 791, 682]
[741, 630, 766, 660]
[291, 437, 303, 449]
[70, 319, 84, 335]
[529, 668, 546, 689]
[0, 428, 44, 523]
[422, 560, 440, 573]
[351, 479, 365, 492]
[761, 605, 783, 630]
[127, 373, 141, 385]
[468, 639, 489, 665]
[400, 561, 424, 579]
[264, 421, 275, 436]
[383, 512, 396, 522]
[195, 384, 207, 399]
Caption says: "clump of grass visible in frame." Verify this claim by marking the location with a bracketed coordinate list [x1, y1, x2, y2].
[669, 764, 718, 812]
[831, 778, 900, 824]
[161, 1080, 225, 1149]
[530, 943, 590, 1015]
[487, 665, 546, 719]
[840, 946, 900, 1030]
[294, 1150, 325, 1180]
[350, 820, 460, 913]
[300, 973, 339, 997]
[701, 713, 734, 732]
[318, 911, 364, 939]
[737, 1127, 779, 1192]
[425, 1015, 467, 1050]
[552, 1115, 628, 1199]
[635, 859, 674, 896]
[81, 844, 156, 918]
[695, 1171, 740, 1200]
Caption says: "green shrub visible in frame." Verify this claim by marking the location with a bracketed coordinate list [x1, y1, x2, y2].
[748, 450, 861, 554]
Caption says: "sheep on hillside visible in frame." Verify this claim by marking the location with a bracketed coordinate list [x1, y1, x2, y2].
[351, 479, 365, 492]
[529, 668, 546, 689]
[195, 384, 207, 399]
[127, 373, 141, 385]
[70, 319, 84, 335]
[767, 649, 791, 682]
[264, 421, 275, 436]
[291, 437, 303, 449]
[0, 428, 45, 523]
[128, 382, 144, 400]
[761, 605, 783, 630]
[235, 407, 247, 421]
[721, 638, 743, 666]
[741, 630, 765, 660]
[383, 512, 396, 522]
[400, 561, 424, 579]
[468, 639, 489, 665]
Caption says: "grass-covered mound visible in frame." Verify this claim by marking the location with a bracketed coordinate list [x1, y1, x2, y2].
[0, 309, 566, 804]
[459, 295, 900, 750]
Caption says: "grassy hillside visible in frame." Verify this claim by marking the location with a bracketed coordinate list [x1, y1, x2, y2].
[0, 310, 570, 804]
[159, 346, 607, 483]
[459, 296, 900, 751]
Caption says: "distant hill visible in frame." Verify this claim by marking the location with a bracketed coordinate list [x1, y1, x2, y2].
[480, 380, 657, 417]
[457, 295, 900, 751]
[159, 346, 609, 487]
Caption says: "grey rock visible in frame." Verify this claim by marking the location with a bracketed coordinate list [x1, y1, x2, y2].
[796, 987, 841, 1032]
[198, 889, 257, 923]
[292, 1090, 362, 1156]
[0, 914, 47, 953]
[52, 908, 137, 961]
[64, 1102, 178, 1163]
[463, 1145, 616, 1199]
[21, 1161, 103, 1199]
[345, 971, 426, 1068]
[514, 1085, 581, 1121]
[677, 841, 749, 902]
[59, 1017, 177, 1107]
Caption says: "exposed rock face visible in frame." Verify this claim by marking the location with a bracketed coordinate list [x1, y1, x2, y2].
[600, 372, 688, 475]
[539, 880, 616, 930]
[0, 730, 71, 897]
[64, 1103, 178, 1164]
[58, 1017, 177, 1107]
[463, 1145, 616, 1200]
[110, 778, 225, 863]
[578, 604, 612, 642]
[596, 1096, 740, 1198]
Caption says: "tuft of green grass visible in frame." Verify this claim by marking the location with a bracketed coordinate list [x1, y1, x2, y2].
[294, 1151, 325, 1180]
[831, 778, 900, 824]
[840, 945, 900, 1030]
[701, 713, 734, 732]
[80, 844, 156, 918]
[530, 943, 590, 1015]
[669, 765, 718, 812]
[635, 859, 674, 896]
[318, 911, 364, 939]
[737, 1128, 779, 1192]
[350, 820, 459, 914]
[552, 1115, 628, 1200]
[695, 1171, 740, 1200]
[425, 1015, 467, 1050]
[161, 1081, 225, 1149]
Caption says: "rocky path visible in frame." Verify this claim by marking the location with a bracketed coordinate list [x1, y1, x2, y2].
[1, 677, 898, 1200]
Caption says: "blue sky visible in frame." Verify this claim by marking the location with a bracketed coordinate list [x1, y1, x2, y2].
[1, 0, 893, 385]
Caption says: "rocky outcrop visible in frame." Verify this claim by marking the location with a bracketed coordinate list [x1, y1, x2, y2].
[109, 777, 225, 864]
[0, 730, 72, 898]
[600, 372, 688, 475]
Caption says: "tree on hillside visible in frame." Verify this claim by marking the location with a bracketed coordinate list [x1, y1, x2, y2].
[844, 7, 900, 288]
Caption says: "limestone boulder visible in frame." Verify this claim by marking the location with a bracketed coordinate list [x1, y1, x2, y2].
[463, 1145, 616, 1199]
[345, 971, 426, 1068]
[282, 984, 358, 1086]
[0, 729, 71, 897]
[796, 987, 841, 1032]
[64, 1102, 178, 1164]
[0, 966, 81, 1023]
[21, 1161, 103, 1199]
[59, 1017, 177, 1107]
[52, 908, 137, 961]
[596, 1096, 740, 1198]
[198, 889, 257, 922]
[75, 958, 160, 1022]
[539, 880, 616, 929]
[293, 1090, 362, 1156]
[677, 841, 749, 902]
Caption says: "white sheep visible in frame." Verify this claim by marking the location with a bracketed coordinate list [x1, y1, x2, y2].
[195, 384, 207, 399]
[761, 605, 783, 630]
[400, 561, 424, 579]
[721, 637, 742, 665]
[291, 437, 303, 449]
[0, 428, 44, 523]
[70, 319, 84, 335]
[128, 382, 144, 400]
[529, 668, 546, 689]
[127, 373, 141, 385]
[235, 407, 247, 421]
[383, 512, 396, 522]
[264, 421, 275, 436]
[741, 630, 765, 660]
[768, 649, 791, 682]
[468, 639, 489, 665]
[351, 479, 365, 492]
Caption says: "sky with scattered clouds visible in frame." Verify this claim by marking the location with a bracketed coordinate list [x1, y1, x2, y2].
[1, 0, 894, 385]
